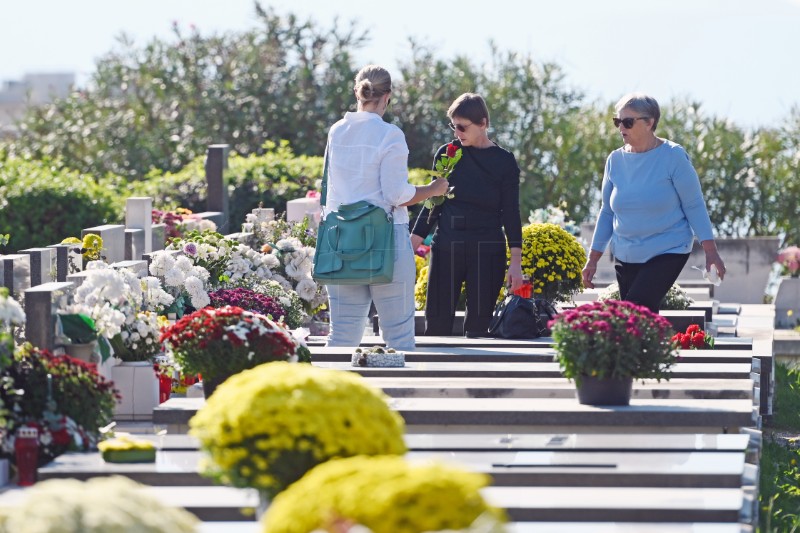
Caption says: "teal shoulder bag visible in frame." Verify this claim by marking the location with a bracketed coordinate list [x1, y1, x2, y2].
[312, 145, 395, 285]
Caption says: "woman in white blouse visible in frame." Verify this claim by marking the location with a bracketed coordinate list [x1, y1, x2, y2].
[323, 65, 448, 350]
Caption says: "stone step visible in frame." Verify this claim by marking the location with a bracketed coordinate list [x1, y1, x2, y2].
[362, 377, 755, 401]
[507, 523, 751, 533]
[153, 396, 759, 435]
[125, 432, 755, 456]
[197, 521, 751, 533]
[308, 334, 754, 351]
[484, 486, 749, 523]
[37, 449, 751, 490]
[0, 483, 753, 527]
[0, 484, 258, 522]
[310, 361, 757, 380]
[310, 346, 758, 365]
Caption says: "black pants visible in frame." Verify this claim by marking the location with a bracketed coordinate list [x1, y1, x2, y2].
[615, 253, 690, 313]
[424, 242, 506, 337]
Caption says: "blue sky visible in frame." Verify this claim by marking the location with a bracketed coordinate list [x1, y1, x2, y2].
[3, 0, 799, 128]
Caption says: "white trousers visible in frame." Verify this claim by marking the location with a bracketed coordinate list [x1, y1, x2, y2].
[326, 224, 416, 350]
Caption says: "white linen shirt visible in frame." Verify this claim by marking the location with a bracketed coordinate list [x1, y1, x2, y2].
[325, 111, 416, 225]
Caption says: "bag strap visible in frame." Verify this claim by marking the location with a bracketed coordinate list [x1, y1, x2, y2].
[320, 140, 330, 208]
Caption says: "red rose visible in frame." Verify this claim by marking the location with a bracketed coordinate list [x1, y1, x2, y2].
[685, 324, 700, 335]
[446, 143, 458, 158]
[691, 332, 706, 348]
[680, 333, 691, 349]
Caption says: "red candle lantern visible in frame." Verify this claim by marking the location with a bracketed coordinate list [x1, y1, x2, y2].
[14, 426, 39, 486]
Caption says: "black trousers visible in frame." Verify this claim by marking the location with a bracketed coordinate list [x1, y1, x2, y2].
[615, 253, 690, 313]
[424, 241, 507, 336]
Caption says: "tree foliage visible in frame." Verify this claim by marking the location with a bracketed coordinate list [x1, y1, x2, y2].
[14, 5, 363, 180]
[6, 5, 800, 245]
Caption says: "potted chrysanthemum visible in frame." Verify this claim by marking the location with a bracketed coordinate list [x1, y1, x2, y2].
[550, 299, 678, 405]
[263, 455, 506, 533]
[0, 476, 198, 532]
[598, 281, 694, 310]
[518, 222, 586, 303]
[160, 305, 311, 397]
[189, 362, 407, 503]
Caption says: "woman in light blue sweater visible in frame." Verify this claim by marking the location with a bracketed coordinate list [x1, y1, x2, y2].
[582, 93, 726, 312]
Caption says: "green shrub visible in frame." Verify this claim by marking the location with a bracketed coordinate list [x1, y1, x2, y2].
[0, 157, 121, 252]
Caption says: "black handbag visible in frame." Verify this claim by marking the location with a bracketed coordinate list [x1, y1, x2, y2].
[488, 294, 543, 339]
[488, 294, 559, 339]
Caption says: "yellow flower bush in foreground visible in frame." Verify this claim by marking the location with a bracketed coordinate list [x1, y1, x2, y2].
[0, 476, 197, 533]
[189, 362, 407, 498]
[517, 222, 586, 303]
[263, 455, 505, 533]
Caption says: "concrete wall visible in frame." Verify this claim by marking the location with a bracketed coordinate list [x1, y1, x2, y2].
[579, 223, 779, 304]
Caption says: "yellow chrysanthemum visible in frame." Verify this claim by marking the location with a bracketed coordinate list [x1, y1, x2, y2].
[263, 456, 505, 533]
[510, 222, 586, 303]
[189, 362, 406, 498]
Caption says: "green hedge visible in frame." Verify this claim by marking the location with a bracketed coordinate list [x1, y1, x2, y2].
[0, 157, 122, 252]
[0, 143, 437, 253]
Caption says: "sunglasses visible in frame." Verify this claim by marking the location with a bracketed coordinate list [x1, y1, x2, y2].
[448, 121, 472, 133]
[613, 116, 650, 129]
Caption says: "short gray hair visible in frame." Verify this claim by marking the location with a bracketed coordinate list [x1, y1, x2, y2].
[615, 93, 660, 131]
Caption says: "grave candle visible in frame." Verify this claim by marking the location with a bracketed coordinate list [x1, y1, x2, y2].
[14, 426, 39, 486]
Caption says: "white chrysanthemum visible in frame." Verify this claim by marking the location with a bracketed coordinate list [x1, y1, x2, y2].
[189, 266, 210, 282]
[198, 219, 217, 232]
[189, 291, 210, 309]
[164, 268, 186, 287]
[0, 293, 25, 326]
[271, 274, 293, 292]
[295, 277, 318, 302]
[174, 255, 194, 272]
[149, 252, 176, 277]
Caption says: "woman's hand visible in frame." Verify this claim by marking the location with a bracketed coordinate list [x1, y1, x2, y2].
[410, 234, 424, 252]
[507, 248, 523, 292]
[582, 250, 604, 289]
[701, 240, 726, 281]
[581, 263, 597, 289]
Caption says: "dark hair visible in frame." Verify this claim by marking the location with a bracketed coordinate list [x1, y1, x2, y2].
[353, 65, 392, 105]
[615, 93, 660, 131]
[447, 93, 490, 127]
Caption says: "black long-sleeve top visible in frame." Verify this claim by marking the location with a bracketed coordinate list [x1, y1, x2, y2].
[411, 140, 522, 250]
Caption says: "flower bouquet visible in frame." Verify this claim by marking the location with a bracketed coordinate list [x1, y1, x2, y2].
[671, 324, 714, 350]
[61, 234, 104, 272]
[0, 287, 25, 366]
[166, 229, 276, 287]
[148, 251, 211, 317]
[153, 207, 217, 240]
[0, 344, 118, 465]
[422, 142, 460, 223]
[209, 287, 286, 321]
[0, 476, 198, 533]
[519, 222, 586, 303]
[110, 311, 167, 362]
[598, 282, 694, 310]
[226, 277, 307, 328]
[777, 245, 800, 278]
[263, 455, 505, 533]
[160, 306, 311, 396]
[550, 300, 677, 404]
[189, 362, 406, 498]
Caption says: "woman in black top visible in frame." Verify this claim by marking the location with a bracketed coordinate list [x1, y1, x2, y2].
[411, 93, 523, 337]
